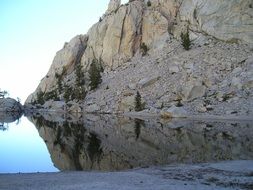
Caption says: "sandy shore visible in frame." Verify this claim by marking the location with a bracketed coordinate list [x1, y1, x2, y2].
[0, 160, 252, 190]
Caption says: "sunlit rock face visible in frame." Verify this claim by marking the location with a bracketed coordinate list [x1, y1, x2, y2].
[28, 114, 253, 171]
[26, 0, 253, 106]
[178, 0, 253, 44]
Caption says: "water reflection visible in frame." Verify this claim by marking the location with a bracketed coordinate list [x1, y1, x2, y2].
[28, 113, 253, 171]
[0, 112, 22, 131]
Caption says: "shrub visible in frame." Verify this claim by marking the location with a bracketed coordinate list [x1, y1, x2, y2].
[55, 66, 66, 94]
[63, 85, 73, 102]
[74, 86, 86, 101]
[36, 89, 45, 105]
[75, 63, 85, 87]
[147, 0, 151, 7]
[89, 59, 102, 90]
[44, 89, 59, 101]
[181, 30, 191, 50]
[140, 42, 148, 56]
[135, 91, 145, 112]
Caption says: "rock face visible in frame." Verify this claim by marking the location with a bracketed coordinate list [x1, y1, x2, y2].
[105, 0, 121, 15]
[26, 0, 253, 116]
[26, 35, 88, 104]
[178, 0, 253, 44]
[0, 98, 23, 113]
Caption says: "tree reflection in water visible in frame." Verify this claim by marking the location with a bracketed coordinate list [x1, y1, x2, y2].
[28, 113, 253, 172]
[134, 118, 145, 140]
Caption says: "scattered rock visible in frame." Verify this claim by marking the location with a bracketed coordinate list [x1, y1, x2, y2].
[160, 110, 172, 119]
[181, 82, 206, 101]
[197, 105, 207, 113]
[44, 101, 66, 112]
[118, 95, 136, 112]
[243, 78, 253, 89]
[68, 102, 82, 113]
[161, 105, 188, 118]
[231, 77, 242, 89]
[138, 76, 160, 88]
[169, 65, 180, 74]
[128, 83, 136, 90]
[85, 104, 100, 113]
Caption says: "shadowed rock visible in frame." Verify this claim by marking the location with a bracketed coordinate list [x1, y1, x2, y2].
[28, 113, 253, 171]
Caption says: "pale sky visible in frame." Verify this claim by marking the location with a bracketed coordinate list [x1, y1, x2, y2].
[0, 0, 128, 104]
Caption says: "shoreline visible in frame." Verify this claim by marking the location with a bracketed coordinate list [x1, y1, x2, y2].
[1, 160, 253, 190]
[24, 108, 253, 122]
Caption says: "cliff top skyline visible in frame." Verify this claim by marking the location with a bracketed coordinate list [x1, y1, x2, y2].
[0, 0, 128, 103]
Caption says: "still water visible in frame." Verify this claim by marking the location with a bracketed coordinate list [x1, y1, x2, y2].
[0, 112, 253, 173]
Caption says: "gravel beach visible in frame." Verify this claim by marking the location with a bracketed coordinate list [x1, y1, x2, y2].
[1, 160, 253, 190]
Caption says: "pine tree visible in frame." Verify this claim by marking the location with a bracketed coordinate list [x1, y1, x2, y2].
[75, 63, 85, 87]
[89, 59, 102, 90]
[181, 30, 191, 50]
[135, 91, 144, 111]
[36, 89, 45, 105]
[147, 0, 151, 7]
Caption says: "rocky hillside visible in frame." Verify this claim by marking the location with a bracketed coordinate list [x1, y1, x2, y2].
[25, 0, 253, 117]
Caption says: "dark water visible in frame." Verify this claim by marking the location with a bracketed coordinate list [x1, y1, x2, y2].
[0, 112, 253, 173]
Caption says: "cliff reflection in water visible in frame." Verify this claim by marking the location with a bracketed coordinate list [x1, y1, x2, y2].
[28, 114, 253, 171]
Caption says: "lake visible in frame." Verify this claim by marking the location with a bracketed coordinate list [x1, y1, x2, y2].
[0, 112, 253, 173]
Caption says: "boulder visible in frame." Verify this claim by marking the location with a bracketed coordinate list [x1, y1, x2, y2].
[85, 104, 100, 113]
[118, 95, 136, 112]
[169, 65, 180, 74]
[160, 110, 173, 119]
[128, 83, 137, 90]
[67, 102, 82, 113]
[243, 78, 253, 89]
[231, 77, 242, 89]
[44, 101, 66, 112]
[180, 81, 206, 101]
[161, 106, 188, 118]
[138, 76, 160, 88]
[0, 98, 23, 113]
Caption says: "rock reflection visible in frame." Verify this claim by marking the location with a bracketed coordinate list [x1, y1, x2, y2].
[0, 112, 22, 131]
[28, 114, 253, 171]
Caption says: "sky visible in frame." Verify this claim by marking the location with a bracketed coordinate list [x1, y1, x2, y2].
[0, 0, 128, 104]
[0, 117, 58, 173]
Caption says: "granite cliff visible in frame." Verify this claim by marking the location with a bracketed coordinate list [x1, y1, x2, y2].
[25, 0, 253, 117]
